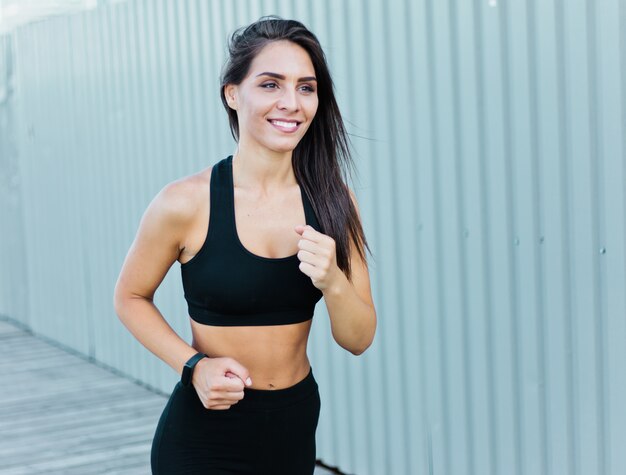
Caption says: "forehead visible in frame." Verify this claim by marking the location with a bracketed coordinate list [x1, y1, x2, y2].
[246, 40, 315, 78]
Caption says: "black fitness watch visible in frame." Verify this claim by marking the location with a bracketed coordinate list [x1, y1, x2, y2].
[181, 352, 207, 387]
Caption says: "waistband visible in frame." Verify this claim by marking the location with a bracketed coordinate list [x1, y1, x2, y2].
[236, 367, 318, 410]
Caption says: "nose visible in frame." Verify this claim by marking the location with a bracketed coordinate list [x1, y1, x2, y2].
[276, 87, 299, 112]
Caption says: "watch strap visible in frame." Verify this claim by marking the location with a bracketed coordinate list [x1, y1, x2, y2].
[181, 352, 207, 387]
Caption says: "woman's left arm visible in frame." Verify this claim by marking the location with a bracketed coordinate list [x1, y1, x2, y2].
[295, 189, 377, 355]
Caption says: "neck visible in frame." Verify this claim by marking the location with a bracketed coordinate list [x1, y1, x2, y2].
[231, 142, 297, 193]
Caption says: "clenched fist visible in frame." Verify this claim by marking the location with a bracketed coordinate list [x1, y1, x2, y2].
[191, 356, 252, 410]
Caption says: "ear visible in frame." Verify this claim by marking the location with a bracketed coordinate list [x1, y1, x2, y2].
[224, 84, 238, 110]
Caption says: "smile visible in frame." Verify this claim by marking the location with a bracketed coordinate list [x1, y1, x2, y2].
[268, 119, 301, 133]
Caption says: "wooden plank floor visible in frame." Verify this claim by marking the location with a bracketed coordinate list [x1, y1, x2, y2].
[0, 319, 335, 475]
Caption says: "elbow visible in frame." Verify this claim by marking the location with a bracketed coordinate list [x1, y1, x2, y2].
[113, 283, 127, 322]
[351, 312, 377, 355]
[340, 313, 377, 356]
[349, 338, 374, 356]
[112, 279, 141, 323]
[335, 335, 372, 356]
[113, 279, 153, 322]
[347, 328, 376, 356]
[334, 332, 373, 356]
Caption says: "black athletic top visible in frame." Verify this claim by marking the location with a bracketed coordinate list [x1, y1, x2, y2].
[180, 155, 324, 326]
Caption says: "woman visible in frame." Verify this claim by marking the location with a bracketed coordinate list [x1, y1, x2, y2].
[114, 16, 377, 475]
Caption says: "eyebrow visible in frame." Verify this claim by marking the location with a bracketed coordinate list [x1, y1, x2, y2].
[256, 72, 317, 82]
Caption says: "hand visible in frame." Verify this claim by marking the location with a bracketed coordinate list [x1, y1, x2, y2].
[191, 357, 252, 410]
[294, 224, 342, 291]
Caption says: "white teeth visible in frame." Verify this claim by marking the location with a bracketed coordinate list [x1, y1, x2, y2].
[271, 120, 298, 128]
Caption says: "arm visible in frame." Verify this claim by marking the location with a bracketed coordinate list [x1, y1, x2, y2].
[323, 188, 376, 355]
[113, 181, 201, 374]
[113, 178, 251, 408]
[295, 189, 377, 355]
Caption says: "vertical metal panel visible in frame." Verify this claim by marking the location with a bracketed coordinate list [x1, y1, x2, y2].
[508, 2, 542, 474]
[604, 4, 626, 475]
[2, 1, 626, 474]
[0, 32, 29, 325]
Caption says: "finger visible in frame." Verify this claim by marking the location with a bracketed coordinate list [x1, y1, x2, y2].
[294, 224, 321, 242]
[211, 396, 242, 405]
[197, 388, 243, 407]
[217, 390, 245, 402]
[208, 404, 233, 410]
[297, 238, 318, 253]
[215, 376, 245, 392]
[300, 225, 321, 243]
[227, 390, 245, 400]
[222, 359, 252, 387]
[201, 390, 242, 408]
[298, 261, 315, 276]
[296, 249, 317, 263]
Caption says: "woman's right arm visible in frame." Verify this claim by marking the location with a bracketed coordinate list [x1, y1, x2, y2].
[113, 181, 200, 375]
[113, 180, 251, 409]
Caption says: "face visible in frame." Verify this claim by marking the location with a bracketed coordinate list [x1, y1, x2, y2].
[224, 40, 319, 155]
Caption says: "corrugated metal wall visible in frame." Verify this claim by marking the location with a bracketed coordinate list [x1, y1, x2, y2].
[0, 32, 29, 326]
[1, 1, 625, 474]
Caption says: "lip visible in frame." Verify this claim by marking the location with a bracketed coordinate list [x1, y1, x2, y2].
[267, 118, 302, 133]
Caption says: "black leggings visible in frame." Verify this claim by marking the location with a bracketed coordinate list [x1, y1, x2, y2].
[151, 368, 321, 475]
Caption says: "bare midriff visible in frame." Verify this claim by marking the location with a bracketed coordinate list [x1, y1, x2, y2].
[189, 318, 313, 390]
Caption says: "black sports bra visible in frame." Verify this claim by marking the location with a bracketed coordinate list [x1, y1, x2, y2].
[180, 155, 323, 326]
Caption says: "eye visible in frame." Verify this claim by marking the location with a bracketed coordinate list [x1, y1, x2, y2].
[299, 84, 316, 93]
[260, 82, 278, 89]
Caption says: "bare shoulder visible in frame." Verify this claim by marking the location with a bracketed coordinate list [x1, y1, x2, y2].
[150, 167, 212, 228]
[346, 186, 361, 215]
[114, 166, 213, 300]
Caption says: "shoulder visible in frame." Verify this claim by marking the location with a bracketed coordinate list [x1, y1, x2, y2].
[143, 166, 213, 231]
[346, 186, 362, 217]
[346, 186, 357, 205]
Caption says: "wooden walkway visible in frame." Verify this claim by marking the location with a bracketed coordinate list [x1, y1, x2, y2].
[0, 318, 335, 475]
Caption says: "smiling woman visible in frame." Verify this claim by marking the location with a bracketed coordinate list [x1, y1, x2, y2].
[113, 15, 377, 475]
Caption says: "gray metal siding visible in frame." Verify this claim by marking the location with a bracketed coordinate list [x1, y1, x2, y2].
[0, 33, 29, 326]
[1, 1, 625, 474]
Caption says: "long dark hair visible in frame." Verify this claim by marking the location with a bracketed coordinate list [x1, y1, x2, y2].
[220, 16, 371, 281]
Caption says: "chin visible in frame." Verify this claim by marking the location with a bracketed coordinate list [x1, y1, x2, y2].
[266, 140, 303, 154]
[270, 147, 298, 155]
